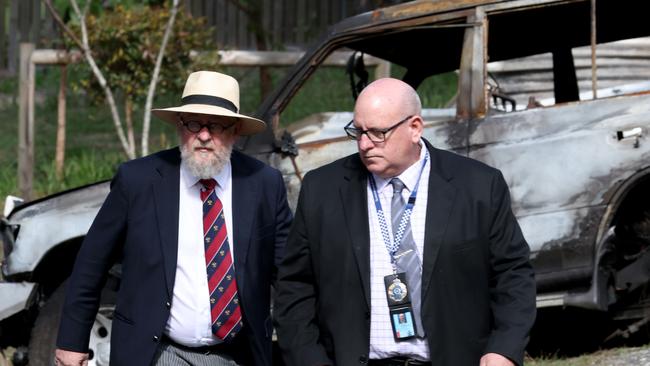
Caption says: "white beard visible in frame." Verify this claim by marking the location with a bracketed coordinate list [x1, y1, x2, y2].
[180, 140, 234, 179]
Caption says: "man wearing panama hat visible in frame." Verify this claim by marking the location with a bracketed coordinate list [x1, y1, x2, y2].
[55, 71, 292, 366]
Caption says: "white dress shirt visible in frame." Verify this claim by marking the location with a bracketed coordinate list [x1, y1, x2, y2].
[368, 140, 431, 360]
[165, 160, 235, 347]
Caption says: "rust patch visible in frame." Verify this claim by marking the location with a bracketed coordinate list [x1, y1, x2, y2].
[387, 0, 500, 19]
[370, 9, 383, 22]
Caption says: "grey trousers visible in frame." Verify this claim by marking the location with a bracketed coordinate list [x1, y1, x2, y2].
[152, 338, 240, 366]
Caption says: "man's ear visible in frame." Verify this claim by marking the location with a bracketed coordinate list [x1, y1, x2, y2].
[410, 115, 424, 142]
[230, 119, 242, 135]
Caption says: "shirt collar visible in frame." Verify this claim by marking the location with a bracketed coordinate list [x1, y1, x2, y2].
[371, 139, 426, 193]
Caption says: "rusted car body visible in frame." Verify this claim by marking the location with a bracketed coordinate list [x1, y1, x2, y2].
[2, 0, 650, 362]
[256, 0, 650, 314]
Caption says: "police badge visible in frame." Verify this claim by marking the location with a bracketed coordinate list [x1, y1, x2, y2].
[387, 277, 408, 302]
[383, 272, 411, 306]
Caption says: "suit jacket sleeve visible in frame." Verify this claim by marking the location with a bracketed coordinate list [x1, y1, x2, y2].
[484, 170, 537, 366]
[272, 168, 293, 281]
[56, 166, 129, 352]
[273, 174, 333, 366]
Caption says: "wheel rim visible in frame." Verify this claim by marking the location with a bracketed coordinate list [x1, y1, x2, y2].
[87, 305, 113, 366]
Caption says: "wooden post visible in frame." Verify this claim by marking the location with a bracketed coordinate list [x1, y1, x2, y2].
[18, 43, 35, 200]
[55, 64, 67, 180]
[20, 49, 81, 188]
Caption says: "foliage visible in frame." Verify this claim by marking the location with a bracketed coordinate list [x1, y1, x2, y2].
[52, 0, 153, 27]
[0, 69, 176, 202]
[65, 3, 218, 105]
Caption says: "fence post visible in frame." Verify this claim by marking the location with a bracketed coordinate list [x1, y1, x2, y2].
[18, 43, 34, 201]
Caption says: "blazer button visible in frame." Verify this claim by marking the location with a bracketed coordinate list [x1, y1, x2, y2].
[165, 301, 171, 308]
[153, 335, 160, 342]
[359, 355, 368, 364]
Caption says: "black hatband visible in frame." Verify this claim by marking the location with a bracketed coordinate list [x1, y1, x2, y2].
[181, 94, 238, 113]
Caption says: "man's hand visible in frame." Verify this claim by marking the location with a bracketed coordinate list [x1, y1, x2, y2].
[54, 349, 89, 366]
[480, 352, 515, 366]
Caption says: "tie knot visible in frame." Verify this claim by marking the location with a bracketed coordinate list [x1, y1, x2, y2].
[200, 178, 217, 192]
[390, 178, 405, 194]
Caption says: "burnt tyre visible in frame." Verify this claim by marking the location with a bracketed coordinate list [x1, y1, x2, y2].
[27, 282, 115, 366]
[605, 182, 650, 345]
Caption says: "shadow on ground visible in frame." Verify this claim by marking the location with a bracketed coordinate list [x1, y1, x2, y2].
[528, 307, 650, 358]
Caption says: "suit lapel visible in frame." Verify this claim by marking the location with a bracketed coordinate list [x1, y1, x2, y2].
[153, 149, 181, 299]
[421, 142, 456, 300]
[231, 151, 256, 292]
[340, 156, 371, 310]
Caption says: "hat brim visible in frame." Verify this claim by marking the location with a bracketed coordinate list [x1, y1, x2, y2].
[151, 104, 266, 136]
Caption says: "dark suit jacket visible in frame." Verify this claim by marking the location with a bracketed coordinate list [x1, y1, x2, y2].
[57, 147, 292, 365]
[274, 140, 536, 366]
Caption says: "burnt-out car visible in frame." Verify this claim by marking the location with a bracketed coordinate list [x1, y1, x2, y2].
[3, 0, 650, 363]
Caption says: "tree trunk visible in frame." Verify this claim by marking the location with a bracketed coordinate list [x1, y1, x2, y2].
[125, 97, 136, 156]
[141, 0, 181, 156]
[55, 64, 67, 181]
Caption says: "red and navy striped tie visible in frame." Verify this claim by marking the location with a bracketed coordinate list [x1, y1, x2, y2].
[200, 178, 243, 341]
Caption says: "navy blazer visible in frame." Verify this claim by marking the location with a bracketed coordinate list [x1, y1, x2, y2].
[274, 140, 536, 366]
[57, 147, 292, 365]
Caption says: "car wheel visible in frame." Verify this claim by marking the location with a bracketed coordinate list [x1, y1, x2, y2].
[27, 282, 115, 366]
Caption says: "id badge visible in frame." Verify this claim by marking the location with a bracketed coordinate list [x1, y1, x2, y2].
[389, 307, 417, 340]
[384, 272, 417, 341]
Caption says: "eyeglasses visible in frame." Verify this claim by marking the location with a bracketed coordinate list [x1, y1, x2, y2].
[180, 119, 236, 134]
[344, 115, 413, 143]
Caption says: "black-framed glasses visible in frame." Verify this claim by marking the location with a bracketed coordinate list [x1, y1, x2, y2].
[180, 119, 236, 134]
[344, 115, 413, 143]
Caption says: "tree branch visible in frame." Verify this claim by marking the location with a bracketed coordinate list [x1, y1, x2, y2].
[141, 0, 181, 156]
[42, 0, 83, 50]
[69, 0, 134, 158]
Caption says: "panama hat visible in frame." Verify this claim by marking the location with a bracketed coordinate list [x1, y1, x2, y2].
[151, 71, 266, 136]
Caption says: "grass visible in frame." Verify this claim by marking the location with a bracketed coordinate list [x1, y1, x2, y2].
[0, 63, 456, 204]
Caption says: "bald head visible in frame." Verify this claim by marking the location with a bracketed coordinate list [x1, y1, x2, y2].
[352, 78, 424, 179]
[354, 78, 421, 120]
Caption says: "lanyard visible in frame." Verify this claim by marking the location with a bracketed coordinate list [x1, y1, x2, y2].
[369, 150, 429, 264]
